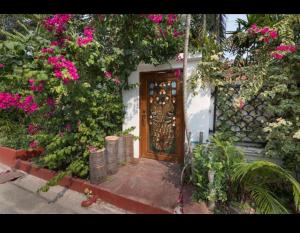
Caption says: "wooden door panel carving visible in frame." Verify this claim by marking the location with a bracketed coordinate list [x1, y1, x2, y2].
[140, 70, 184, 163]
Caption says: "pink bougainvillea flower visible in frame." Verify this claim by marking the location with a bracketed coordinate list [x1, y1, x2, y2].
[250, 24, 258, 31]
[269, 30, 278, 39]
[29, 140, 38, 149]
[276, 44, 288, 51]
[83, 27, 94, 37]
[0, 93, 38, 114]
[287, 44, 297, 53]
[48, 55, 79, 83]
[248, 24, 260, 34]
[276, 44, 297, 53]
[43, 14, 72, 34]
[167, 14, 177, 25]
[28, 123, 40, 135]
[46, 97, 56, 110]
[0, 92, 19, 109]
[77, 26, 94, 47]
[174, 69, 181, 80]
[28, 79, 45, 92]
[259, 27, 270, 35]
[263, 37, 270, 43]
[0, 64, 5, 68]
[173, 29, 183, 38]
[41, 47, 54, 54]
[272, 43, 296, 59]
[50, 41, 59, 47]
[19, 95, 39, 114]
[77, 37, 93, 47]
[148, 14, 163, 24]
[113, 78, 121, 85]
[104, 71, 112, 79]
[272, 52, 284, 60]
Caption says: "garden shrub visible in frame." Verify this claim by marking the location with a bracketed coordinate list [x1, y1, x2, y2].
[0, 14, 184, 190]
[191, 14, 300, 179]
[192, 133, 244, 206]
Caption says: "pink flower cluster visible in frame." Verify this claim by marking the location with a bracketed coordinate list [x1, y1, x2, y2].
[20, 95, 39, 114]
[77, 27, 94, 47]
[29, 140, 38, 149]
[46, 97, 56, 108]
[104, 71, 112, 79]
[173, 29, 184, 38]
[28, 123, 40, 135]
[248, 24, 278, 43]
[167, 14, 177, 25]
[148, 14, 163, 24]
[41, 47, 54, 54]
[276, 44, 297, 53]
[29, 79, 45, 92]
[104, 71, 121, 86]
[271, 44, 297, 60]
[0, 92, 38, 114]
[43, 14, 72, 34]
[0, 64, 5, 68]
[0, 92, 21, 109]
[48, 55, 79, 83]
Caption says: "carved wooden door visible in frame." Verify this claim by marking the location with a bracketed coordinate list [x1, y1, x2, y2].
[140, 70, 184, 163]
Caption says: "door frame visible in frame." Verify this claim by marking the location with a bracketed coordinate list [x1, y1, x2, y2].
[139, 69, 184, 164]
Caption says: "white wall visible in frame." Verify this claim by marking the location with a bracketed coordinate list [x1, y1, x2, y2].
[122, 55, 213, 158]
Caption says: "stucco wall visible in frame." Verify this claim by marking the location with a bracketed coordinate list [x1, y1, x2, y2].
[122, 56, 214, 158]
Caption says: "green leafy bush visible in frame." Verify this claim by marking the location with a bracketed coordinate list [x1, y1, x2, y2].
[0, 14, 183, 191]
[192, 133, 244, 205]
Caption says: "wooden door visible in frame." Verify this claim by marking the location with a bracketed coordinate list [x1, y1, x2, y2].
[140, 70, 184, 163]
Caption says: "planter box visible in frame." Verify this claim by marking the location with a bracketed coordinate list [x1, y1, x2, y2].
[0, 146, 44, 167]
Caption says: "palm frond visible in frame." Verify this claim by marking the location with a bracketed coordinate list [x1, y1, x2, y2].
[232, 160, 300, 213]
[248, 184, 289, 214]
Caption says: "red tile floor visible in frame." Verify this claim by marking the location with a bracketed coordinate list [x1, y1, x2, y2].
[98, 158, 210, 213]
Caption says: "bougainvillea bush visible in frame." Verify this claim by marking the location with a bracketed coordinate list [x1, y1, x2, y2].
[191, 15, 300, 179]
[0, 14, 183, 189]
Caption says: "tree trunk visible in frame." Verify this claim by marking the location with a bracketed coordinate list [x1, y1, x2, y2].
[124, 134, 134, 163]
[182, 14, 192, 177]
[89, 148, 107, 184]
[105, 136, 119, 175]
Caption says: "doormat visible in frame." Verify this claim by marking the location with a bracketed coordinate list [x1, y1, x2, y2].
[0, 170, 24, 184]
